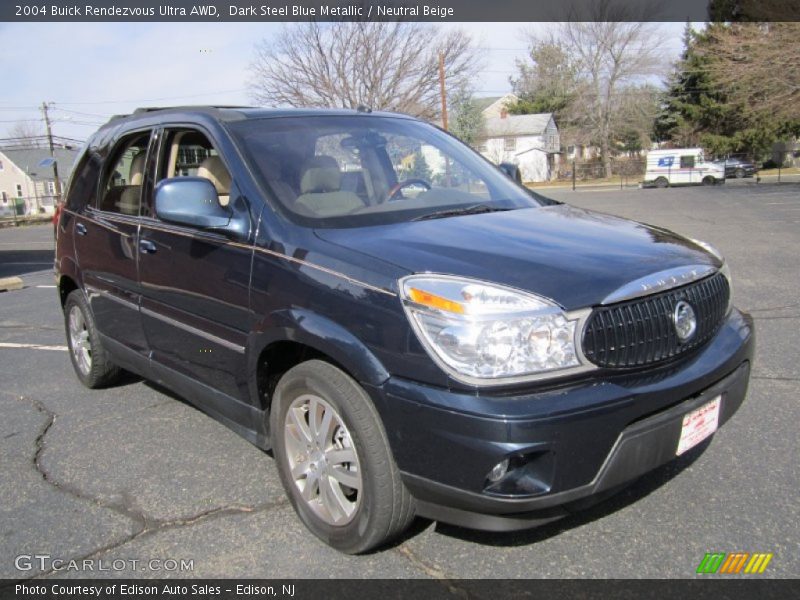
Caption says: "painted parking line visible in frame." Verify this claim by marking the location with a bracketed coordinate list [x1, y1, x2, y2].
[36, 285, 57, 288]
[0, 342, 68, 352]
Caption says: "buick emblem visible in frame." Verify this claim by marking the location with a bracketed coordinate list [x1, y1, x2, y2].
[673, 301, 697, 342]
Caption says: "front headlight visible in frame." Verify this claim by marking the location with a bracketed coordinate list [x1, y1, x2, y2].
[399, 275, 592, 385]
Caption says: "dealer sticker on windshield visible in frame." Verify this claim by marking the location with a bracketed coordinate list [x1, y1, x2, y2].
[677, 395, 721, 456]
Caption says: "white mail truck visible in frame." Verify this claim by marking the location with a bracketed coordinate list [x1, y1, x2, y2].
[644, 148, 725, 187]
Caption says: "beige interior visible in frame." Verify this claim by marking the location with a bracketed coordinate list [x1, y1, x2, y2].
[295, 155, 363, 217]
[196, 156, 231, 206]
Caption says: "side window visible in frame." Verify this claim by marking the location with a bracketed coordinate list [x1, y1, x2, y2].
[65, 150, 102, 210]
[680, 155, 695, 169]
[99, 132, 151, 215]
[159, 129, 232, 207]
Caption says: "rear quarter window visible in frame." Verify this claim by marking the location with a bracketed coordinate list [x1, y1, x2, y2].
[65, 151, 102, 211]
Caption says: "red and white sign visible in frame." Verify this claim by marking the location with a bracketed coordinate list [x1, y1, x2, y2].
[677, 395, 721, 456]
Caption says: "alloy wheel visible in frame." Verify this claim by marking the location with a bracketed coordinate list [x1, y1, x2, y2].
[283, 394, 362, 526]
[68, 305, 92, 375]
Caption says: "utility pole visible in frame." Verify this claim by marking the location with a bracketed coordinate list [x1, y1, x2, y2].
[438, 51, 448, 131]
[41, 102, 62, 205]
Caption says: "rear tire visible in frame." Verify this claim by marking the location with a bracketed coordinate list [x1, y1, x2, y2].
[270, 360, 415, 554]
[64, 290, 122, 388]
[735, 168, 745, 179]
[655, 177, 669, 188]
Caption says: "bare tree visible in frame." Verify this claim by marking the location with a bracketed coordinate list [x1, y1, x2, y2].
[558, 21, 664, 177]
[521, 2, 665, 177]
[5, 120, 44, 146]
[701, 23, 800, 124]
[248, 22, 478, 120]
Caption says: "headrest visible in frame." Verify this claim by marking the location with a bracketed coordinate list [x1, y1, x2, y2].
[129, 152, 146, 186]
[300, 155, 341, 194]
[197, 155, 231, 195]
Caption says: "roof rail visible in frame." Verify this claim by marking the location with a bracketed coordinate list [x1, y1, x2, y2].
[132, 105, 255, 115]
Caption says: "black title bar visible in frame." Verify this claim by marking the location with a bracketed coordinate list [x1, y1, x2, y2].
[3, 0, 800, 23]
[1, 579, 796, 600]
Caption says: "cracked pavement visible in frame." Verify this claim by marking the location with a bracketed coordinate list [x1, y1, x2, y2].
[0, 182, 798, 581]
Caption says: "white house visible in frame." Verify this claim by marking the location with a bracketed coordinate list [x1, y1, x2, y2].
[0, 147, 78, 216]
[478, 112, 560, 182]
[475, 93, 520, 120]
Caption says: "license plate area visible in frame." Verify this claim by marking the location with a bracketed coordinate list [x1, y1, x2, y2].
[677, 395, 721, 456]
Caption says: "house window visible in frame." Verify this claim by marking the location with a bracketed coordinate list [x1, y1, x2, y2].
[478, 140, 488, 153]
[47, 181, 56, 195]
[567, 145, 575, 156]
[1, 191, 7, 204]
[680, 155, 695, 169]
[16, 184, 23, 198]
[504, 137, 516, 152]
[0, 160, 4, 171]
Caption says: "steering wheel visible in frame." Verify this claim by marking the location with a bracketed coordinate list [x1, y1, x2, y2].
[387, 178, 431, 201]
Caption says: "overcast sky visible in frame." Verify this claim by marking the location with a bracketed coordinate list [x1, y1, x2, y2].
[0, 21, 686, 142]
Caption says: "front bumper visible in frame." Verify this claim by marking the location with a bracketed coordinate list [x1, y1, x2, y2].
[366, 309, 754, 531]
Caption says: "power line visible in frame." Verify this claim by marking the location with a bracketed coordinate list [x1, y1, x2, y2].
[51, 107, 109, 118]
[51, 88, 250, 106]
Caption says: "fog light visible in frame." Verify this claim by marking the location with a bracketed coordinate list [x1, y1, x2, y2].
[487, 458, 510, 483]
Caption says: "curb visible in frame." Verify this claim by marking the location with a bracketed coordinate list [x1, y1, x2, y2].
[0, 276, 24, 292]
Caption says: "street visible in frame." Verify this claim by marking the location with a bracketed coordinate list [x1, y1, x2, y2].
[1, 181, 798, 581]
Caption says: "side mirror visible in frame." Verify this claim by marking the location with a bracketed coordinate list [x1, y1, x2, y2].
[498, 162, 523, 184]
[155, 177, 231, 229]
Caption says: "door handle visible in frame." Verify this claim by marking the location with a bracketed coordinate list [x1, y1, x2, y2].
[138, 239, 157, 254]
[75, 223, 87, 236]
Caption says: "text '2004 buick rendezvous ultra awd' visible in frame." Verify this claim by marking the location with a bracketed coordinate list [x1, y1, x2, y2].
[55, 106, 753, 553]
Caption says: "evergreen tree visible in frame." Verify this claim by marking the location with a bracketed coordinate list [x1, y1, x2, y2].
[407, 151, 432, 182]
[448, 85, 485, 148]
[657, 23, 799, 158]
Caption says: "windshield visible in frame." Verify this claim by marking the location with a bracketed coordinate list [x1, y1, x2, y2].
[227, 115, 546, 228]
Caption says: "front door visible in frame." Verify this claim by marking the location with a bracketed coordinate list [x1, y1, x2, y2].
[137, 127, 253, 401]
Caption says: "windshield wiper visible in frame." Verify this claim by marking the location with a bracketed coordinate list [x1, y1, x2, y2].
[412, 204, 513, 222]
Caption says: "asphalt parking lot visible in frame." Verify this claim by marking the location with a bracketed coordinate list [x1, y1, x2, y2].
[1, 181, 798, 582]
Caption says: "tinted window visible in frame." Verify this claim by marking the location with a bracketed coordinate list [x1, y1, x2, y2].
[99, 132, 151, 215]
[65, 150, 102, 210]
[228, 115, 542, 228]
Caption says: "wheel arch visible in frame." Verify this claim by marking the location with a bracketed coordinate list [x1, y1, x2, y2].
[248, 308, 391, 415]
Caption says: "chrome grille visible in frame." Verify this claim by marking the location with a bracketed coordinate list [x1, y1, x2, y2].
[582, 272, 730, 368]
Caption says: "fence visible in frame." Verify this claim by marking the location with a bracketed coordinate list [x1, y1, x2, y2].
[550, 156, 800, 189]
[555, 158, 646, 190]
[0, 195, 57, 224]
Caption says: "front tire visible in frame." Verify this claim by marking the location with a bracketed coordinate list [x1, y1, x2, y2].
[270, 360, 415, 554]
[735, 168, 745, 179]
[64, 290, 121, 388]
[702, 175, 715, 186]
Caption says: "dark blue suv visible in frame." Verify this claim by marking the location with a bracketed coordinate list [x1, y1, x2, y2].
[55, 107, 754, 553]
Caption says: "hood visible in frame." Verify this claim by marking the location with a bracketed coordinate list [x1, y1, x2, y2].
[316, 205, 720, 311]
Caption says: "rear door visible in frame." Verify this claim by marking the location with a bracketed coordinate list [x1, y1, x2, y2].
[137, 126, 254, 401]
[73, 129, 153, 354]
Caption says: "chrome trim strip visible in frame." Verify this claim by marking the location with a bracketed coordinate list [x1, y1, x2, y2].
[250, 245, 397, 298]
[600, 265, 718, 305]
[85, 286, 244, 353]
[140, 306, 246, 354]
[85, 285, 139, 312]
[68, 208, 396, 297]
